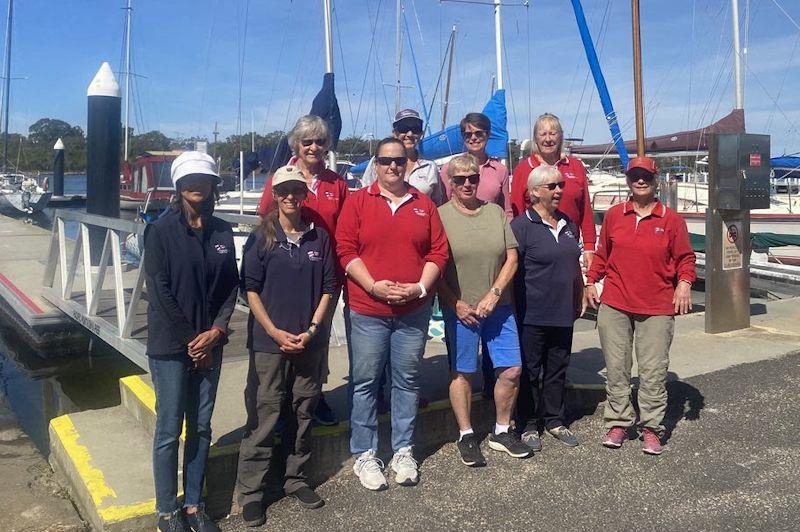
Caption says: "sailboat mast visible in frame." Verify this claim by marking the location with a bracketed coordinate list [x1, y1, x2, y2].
[394, 0, 402, 113]
[322, 0, 337, 169]
[441, 26, 456, 131]
[493, 0, 503, 90]
[2, 0, 12, 173]
[123, 0, 132, 162]
[631, 0, 645, 156]
[731, 0, 743, 110]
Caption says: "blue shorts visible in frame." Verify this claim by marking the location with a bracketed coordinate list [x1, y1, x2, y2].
[443, 304, 522, 373]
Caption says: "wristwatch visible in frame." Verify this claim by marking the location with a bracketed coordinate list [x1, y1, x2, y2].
[490, 287, 502, 297]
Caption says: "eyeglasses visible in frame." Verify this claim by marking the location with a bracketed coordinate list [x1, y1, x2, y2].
[395, 123, 423, 135]
[300, 138, 327, 147]
[539, 181, 566, 191]
[452, 174, 480, 186]
[462, 130, 488, 140]
[628, 172, 657, 183]
[376, 156, 408, 166]
[273, 183, 308, 197]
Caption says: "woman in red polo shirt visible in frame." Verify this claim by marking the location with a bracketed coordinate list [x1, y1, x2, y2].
[255, 115, 348, 426]
[337, 137, 448, 491]
[584, 156, 695, 456]
[511, 113, 596, 268]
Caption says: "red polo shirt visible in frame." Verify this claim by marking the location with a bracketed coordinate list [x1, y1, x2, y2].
[336, 182, 449, 317]
[585, 200, 697, 316]
[511, 155, 597, 251]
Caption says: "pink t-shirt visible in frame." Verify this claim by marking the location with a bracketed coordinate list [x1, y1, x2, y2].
[440, 156, 513, 220]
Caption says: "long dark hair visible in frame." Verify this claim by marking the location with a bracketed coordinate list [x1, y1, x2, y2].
[170, 176, 220, 219]
[257, 208, 280, 251]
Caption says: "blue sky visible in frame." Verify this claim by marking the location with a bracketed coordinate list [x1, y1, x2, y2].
[4, 0, 800, 154]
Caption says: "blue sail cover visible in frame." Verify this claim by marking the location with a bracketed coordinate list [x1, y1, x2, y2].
[267, 72, 342, 171]
[770, 156, 800, 169]
[351, 89, 509, 174]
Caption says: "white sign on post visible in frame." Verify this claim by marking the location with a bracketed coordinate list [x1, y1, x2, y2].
[722, 221, 743, 271]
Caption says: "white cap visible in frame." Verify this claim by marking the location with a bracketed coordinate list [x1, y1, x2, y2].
[170, 151, 220, 188]
[87, 62, 120, 98]
[271, 165, 306, 187]
[53, 138, 65, 150]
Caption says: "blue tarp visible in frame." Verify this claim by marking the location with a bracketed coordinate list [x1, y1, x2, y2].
[351, 89, 509, 175]
[770, 156, 800, 169]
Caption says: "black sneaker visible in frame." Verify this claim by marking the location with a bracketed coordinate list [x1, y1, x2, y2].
[158, 511, 189, 532]
[185, 508, 220, 532]
[488, 431, 533, 458]
[456, 433, 486, 467]
[547, 425, 579, 447]
[520, 430, 543, 452]
[286, 486, 325, 509]
[241, 501, 266, 527]
[313, 395, 339, 426]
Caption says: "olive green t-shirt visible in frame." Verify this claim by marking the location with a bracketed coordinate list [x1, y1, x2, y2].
[438, 201, 518, 307]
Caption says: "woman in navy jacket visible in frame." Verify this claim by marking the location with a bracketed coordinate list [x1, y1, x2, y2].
[143, 151, 238, 532]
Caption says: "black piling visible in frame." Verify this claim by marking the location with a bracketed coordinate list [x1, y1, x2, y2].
[52, 138, 64, 196]
[86, 62, 121, 262]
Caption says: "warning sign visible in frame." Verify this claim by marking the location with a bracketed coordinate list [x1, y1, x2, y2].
[722, 222, 743, 271]
[749, 153, 761, 167]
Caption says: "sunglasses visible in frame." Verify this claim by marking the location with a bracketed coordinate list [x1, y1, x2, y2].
[395, 123, 423, 135]
[462, 130, 488, 140]
[273, 183, 308, 197]
[539, 181, 566, 191]
[300, 138, 327, 147]
[376, 156, 408, 166]
[452, 174, 480, 186]
[628, 172, 657, 182]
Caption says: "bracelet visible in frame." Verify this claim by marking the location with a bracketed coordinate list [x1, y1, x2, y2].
[369, 282, 376, 296]
[679, 279, 692, 286]
[307, 322, 319, 337]
[417, 282, 427, 299]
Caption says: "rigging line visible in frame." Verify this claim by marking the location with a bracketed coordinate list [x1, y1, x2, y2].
[424, 29, 453, 129]
[770, 0, 800, 33]
[236, 0, 250, 147]
[686, 0, 695, 133]
[402, 8, 431, 132]
[502, 28, 520, 144]
[696, 1, 731, 128]
[743, 59, 800, 137]
[577, 0, 612, 141]
[562, 0, 603, 123]
[410, 0, 424, 44]
[353, 0, 383, 137]
[261, 1, 294, 132]
[766, 32, 800, 132]
[525, 0, 531, 135]
[196, 0, 220, 135]
[332, 0, 357, 135]
[440, 0, 527, 6]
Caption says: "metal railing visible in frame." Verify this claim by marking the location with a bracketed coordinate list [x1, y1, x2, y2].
[41, 209, 259, 370]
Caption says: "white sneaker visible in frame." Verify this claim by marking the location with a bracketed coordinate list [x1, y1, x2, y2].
[353, 449, 388, 491]
[390, 446, 419, 486]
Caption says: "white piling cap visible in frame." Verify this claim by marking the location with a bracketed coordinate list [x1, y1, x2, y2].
[53, 138, 65, 150]
[87, 62, 120, 98]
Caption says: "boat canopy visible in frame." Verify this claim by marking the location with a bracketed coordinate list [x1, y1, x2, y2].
[770, 156, 800, 170]
[350, 89, 509, 175]
[572, 109, 745, 156]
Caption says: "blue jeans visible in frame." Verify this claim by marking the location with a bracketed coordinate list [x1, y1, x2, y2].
[149, 352, 221, 515]
[348, 305, 431, 455]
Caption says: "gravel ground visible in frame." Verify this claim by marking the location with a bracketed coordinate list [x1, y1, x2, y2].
[219, 350, 800, 532]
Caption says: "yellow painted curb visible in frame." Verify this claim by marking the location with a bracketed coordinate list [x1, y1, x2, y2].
[99, 498, 156, 524]
[50, 415, 117, 506]
[121, 375, 187, 440]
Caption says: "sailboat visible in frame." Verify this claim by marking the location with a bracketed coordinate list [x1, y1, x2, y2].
[0, 0, 51, 214]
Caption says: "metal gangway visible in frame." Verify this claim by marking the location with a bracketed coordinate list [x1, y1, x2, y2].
[41, 210, 258, 370]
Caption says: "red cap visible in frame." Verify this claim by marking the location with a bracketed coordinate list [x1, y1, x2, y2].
[626, 156, 658, 175]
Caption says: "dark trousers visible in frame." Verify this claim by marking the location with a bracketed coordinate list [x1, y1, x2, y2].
[236, 347, 323, 504]
[517, 325, 574, 432]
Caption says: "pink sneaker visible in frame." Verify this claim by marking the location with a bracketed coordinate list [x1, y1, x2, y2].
[602, 427, 627, 448]
[641, 428, 663, 455]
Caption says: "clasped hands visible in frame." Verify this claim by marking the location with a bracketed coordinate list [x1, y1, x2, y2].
[269, 327, 313, 354]
[187, 328, 222, 369]
[370, 279, 422, 305]
[455, 291, 500, 326]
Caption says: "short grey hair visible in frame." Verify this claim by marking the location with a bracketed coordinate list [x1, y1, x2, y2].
[527, 165, 562, 193]
[288, 115, 331, 153]
[446, 153, 480, 179]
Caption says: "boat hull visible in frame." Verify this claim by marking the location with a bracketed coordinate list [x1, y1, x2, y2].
[0, 191, 52, 214]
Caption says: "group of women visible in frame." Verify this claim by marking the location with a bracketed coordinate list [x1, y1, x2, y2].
[144, 109, 695, 531]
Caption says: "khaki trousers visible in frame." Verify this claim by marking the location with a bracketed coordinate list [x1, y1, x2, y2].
[597, 304, 674, 430]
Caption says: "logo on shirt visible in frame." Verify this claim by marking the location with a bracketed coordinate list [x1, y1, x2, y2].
[412, 207, 428, 217]
[564, 230, 576, 241]
[564, 172, 576, 179]
[214, 244, 229, 254]
[307, 250, 322, 262]
[324, 191, 336, 200]
[654, 227, 665, 234]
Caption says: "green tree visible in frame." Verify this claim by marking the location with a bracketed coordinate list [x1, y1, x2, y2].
[127, 130, 171, 160]
[28, 118, 83, 145]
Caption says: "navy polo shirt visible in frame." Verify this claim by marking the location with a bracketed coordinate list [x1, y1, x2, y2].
[511, 208, 582, 327]
[241, 221, 336, 353]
